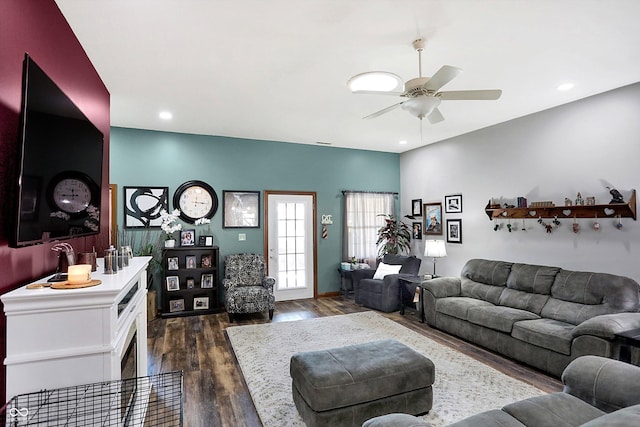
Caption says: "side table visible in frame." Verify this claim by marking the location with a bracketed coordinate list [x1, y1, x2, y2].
[399, 276, 426, 322]
[615, 327, 640, 363]
[337, 268, 355, 296]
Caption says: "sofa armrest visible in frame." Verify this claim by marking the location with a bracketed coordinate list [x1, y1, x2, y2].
[421, 276, 461, 298]
[572, 313, 640, 340]
[562, 355, 640, 412]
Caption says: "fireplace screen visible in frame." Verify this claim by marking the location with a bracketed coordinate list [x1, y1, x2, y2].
[1, 371, 183, 426]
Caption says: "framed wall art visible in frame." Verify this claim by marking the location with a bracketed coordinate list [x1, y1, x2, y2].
[223, 190, 260, 228]
[169, 299, 185, 313]
[194, 296, 209, 310]
[166, 276, 180, 291]
[447, 218, 463, 244]
[423, 202, 443, 235]
[412, 222, 422, 239]
[123, 186, 168, 228]
[411, 199, 422, 217]
[445, 194, 463, 214]
[201, 273, 213, 288]
[180, 229, 196, 247]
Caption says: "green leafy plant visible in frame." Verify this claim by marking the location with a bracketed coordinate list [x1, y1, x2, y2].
[376, 214, 411, 257]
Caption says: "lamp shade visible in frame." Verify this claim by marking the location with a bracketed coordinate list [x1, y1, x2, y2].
[424, 240, 447, 258]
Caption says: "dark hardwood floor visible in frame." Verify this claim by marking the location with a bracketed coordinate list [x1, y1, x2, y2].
[147, 296, 562, 427]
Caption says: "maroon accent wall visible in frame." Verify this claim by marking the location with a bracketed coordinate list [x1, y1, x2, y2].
[0, 1, 110, 402]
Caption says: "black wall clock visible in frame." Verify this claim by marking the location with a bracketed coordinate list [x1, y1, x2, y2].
[173, 180, 218, 224]
[46, 171, 100, 218]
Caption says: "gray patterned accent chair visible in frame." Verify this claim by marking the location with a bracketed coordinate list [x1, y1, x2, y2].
[223, 253, 275, 322]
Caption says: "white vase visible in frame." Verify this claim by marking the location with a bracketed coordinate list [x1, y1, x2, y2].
[164, 239, 176, 248]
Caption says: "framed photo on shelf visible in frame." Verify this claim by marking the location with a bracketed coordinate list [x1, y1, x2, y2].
[166, 276, 180, 291]
[198, 235, 213, 246]
[412, 222, 422, 240]
[194, 296, 210, 310]
[186, 255, 197, 269]
[180, 229, 196, 246]
[123, 186, 168, 228]
[201, 255, 212, 268]
[445, 194, 463, 214]
[446, 218, 463, 244]
[223, 190, 260, 228]
[423, 202, 443, 235]
[169, 299, 185, 313]
[167, 257, 179, 270]
[201, 273, 213, 288]
[186, 278, 195, 289]
[411, 199, 423, 217]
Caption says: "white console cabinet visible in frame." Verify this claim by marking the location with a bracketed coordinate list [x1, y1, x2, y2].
[2, 256, 150, 399]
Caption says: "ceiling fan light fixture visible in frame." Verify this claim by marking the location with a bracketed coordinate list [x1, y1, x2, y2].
[401, 96, 441, 119]
[347, 72, 402, 92]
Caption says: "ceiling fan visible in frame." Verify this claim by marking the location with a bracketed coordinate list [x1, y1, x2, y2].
[350, 38, 502, 124]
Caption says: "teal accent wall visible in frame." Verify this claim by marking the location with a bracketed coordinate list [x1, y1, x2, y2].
[110, 127, 400, 297]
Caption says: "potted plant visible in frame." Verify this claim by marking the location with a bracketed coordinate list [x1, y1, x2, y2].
[376, 214, 411, 257]
[160, 208, 182, 247]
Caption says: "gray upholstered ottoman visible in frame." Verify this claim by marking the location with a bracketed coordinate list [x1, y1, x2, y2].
[290, 339, 435, 427]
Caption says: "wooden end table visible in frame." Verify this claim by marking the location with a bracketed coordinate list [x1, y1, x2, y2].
[399, 276, 426, 322]
[615, 327, 640, 363]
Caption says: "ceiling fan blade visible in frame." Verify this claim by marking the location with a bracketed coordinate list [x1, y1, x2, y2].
[352, 90, 404, 96]
[363, 102, 403, 119]
[423, 65, 462, 91]
[427, 107, 444, 124]
[439, 89, 502, 100]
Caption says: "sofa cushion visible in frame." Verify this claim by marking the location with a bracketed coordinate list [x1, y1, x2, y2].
[541, 297, 609, 326]
[507, 263, 560, 295]
[436, 297, 494, 321]
[382, 254, 421, 276]
[467, 306, 540, 333]
[362, 413, 431, 427]
[498, 288, 549, 315]
[373, 262, 402, 280]
[502, 392, 605, 427]
[511, 318, 574, 355]
[461, 259, 513, 286]
[580, 404, 640, 427]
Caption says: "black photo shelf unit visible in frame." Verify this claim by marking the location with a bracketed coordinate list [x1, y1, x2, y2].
[161, 246, 221, 318]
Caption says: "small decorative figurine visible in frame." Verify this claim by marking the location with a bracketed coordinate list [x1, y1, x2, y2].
[575, 193, 584, 206]
[573, 217, 579, 234]
[616, 215, 623, 230]
[564, 198, 572, 206]
[586, 196, 596, 205]
[593, 215, 600, 231]
[607, 187, 625, 204]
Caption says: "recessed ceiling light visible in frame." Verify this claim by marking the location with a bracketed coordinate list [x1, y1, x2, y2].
[159, 111, 173, 120]
[557, 83, 574, 91]
[399, 140, 408, 145]
[347, 72, 403, 92]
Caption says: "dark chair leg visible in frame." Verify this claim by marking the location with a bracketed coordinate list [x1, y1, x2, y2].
[268, 309, 274, 320]
[228, 313, 234, 323]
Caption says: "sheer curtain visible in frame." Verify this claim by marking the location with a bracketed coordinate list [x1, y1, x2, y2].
[343, 191, 396, 266]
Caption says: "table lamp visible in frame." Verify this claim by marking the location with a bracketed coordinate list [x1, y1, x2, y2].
[424, 240, 447, 277]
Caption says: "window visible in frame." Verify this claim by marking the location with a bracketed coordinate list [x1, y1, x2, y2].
[343, 192, 395, 265]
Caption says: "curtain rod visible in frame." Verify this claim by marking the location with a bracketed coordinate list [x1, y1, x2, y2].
[341, 190, 398, 195]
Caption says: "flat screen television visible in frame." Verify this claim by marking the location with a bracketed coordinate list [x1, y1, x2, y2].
[12, 54, 104, 247]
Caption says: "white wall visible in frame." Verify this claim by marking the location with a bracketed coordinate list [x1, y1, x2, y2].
[401, 82, 640, 280]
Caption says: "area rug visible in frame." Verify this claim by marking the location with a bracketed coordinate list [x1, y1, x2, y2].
[226, 311, 546, 426]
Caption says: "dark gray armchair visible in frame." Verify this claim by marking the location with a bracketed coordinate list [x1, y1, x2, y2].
[352, 254, 421, 312]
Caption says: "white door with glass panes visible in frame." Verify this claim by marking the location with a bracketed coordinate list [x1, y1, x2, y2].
[266, 192, 316, 301]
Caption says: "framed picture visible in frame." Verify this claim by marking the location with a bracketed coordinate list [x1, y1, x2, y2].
[186, 278, 195, 289]
[180, 229, 196, 246]
[169, 299, 185, 313]
[198, 235, 213, 247]
[445, 194, 463, 214]
[447, 218, 463, 244]
[123, 186, 168, 228]
[194, 296, 209, 310]
[201, 273, 213, 288]
[201, 254, 212, 268]
[166, 276, 180, 291]
[167, 256, 179, 270]
[412, 222, 422, 239]
[223, 191, 260, 228]
[423, 202, 443, 235]
[186, 255, 197, 269]
[411, 199, 422, 217]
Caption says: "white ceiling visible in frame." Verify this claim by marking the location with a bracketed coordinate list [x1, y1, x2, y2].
[55, 0, 640, 153]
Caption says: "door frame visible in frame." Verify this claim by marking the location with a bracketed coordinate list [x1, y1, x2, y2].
[263, 190, 318, 299]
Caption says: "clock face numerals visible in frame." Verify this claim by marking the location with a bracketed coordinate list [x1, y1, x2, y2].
[53, 179, 92, 213]
[179, 186, 214, 219]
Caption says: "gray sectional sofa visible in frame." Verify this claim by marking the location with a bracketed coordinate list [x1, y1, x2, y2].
[364, 355, 640, 426]
[422, 259, 640, 376]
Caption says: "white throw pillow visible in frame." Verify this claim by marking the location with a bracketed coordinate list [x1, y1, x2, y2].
[372, 262, 402, 280]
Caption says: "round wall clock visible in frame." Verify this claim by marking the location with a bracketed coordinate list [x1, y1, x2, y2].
[173, 180, 218, 223]
[46, 171, 100, 217]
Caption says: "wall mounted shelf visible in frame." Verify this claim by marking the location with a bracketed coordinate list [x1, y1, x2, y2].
[485, 189, 636, 221]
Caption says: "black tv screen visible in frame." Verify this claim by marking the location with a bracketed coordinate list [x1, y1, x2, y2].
[12, 54, 104, 247]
